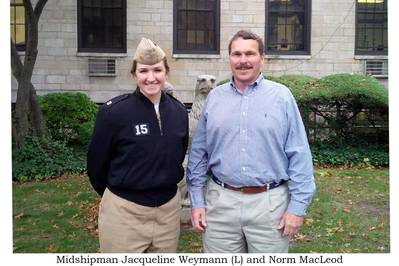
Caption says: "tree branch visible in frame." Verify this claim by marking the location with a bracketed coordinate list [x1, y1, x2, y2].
[11, 39, 24, 81]
[23, 0, 39, 78]
[33, 0, 49, 19]
[344, 109, 362, 123]
[23, 0, 34, 23]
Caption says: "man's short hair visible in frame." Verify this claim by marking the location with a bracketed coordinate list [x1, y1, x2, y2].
[228, 30, 264, 55]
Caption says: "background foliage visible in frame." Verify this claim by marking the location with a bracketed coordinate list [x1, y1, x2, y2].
[12, 74, 389, 181]
[13, 92, 97, 181]
[12, 135, 86, 181]
[38, 92, 98, 145]
[269, 73, 388, 145]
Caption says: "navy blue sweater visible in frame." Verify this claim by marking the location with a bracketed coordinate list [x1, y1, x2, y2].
[87, 89, 188, 207]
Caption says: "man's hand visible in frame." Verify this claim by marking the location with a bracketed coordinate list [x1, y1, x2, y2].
[277, 211, 304, 236]
[191, 207, 207, 232]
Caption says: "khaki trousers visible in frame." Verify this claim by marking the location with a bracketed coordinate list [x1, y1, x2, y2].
[98, 188, 181, 253]
[203, 179, 290, 253]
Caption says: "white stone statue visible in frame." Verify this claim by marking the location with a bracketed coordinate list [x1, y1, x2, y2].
[179, 74, 216, 221]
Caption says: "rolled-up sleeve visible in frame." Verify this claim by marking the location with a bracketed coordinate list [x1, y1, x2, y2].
[284, 94, 316, 216]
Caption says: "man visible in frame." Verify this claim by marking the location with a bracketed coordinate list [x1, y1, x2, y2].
[187, 30, 315, 253]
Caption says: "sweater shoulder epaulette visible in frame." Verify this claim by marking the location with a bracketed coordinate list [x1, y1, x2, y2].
[100, 93, 130, 111]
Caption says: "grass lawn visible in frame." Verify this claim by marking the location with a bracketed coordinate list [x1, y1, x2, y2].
[12, 168, 389, 253]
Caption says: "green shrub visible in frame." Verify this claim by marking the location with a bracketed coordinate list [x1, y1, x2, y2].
[303, 74, 388, 144]
[77, 120, 95, 146]
[304, 73, 388, 106]
[216, 78, 230, 86]
[311, 142, 389, 167]
[39, 92, 98, 144]
[266, 74, 316, 101]
[12, 136, 86, 181]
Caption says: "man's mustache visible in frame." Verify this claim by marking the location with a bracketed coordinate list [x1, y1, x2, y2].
[236, 64, 252, 70]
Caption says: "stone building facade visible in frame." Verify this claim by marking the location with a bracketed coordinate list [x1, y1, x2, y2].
[11, 0, 388, 104]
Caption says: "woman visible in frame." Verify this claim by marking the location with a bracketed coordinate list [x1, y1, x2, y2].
[87, 38, 188, 253]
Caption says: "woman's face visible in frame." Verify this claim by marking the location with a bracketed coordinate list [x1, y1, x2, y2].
[133, 61, 167, 100]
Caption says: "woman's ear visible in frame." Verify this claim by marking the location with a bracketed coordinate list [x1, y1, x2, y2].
[131, 71, 137, 80]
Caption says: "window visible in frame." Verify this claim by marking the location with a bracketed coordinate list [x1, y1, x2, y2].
[78, 0, 126, 53]
[174, 0, 220, 54]
[266, 0, 311, 55]
[10, 0, 25, 51]
[355, 0, 387, 55]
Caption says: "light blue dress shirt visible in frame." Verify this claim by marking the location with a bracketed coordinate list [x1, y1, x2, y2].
[187, 74, 315, 216]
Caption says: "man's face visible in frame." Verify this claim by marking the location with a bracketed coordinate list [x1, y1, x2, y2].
[229, 37, 264, 90]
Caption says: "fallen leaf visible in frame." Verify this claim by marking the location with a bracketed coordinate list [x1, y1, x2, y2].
[47, 245, 56, 252]
[294, 233, 311, 242]
[326, 226, 344, 233]
[14, 213, 24, 219]
[343, 208, 351, 213]
[304, 218, 314, 225]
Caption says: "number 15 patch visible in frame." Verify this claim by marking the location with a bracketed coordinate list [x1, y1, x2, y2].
[134, 124, 150, 136]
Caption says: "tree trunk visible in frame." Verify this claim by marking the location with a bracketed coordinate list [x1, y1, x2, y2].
[11, 0, 48, 145]
[14, 79, 31, 144]
[29, 82, 47, 136]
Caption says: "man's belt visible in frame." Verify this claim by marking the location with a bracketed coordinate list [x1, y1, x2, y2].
[211, 174, 286, 194]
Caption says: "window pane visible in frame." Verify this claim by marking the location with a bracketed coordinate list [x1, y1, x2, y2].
[103, 0, 114, 8]
[177, 11, 187, 29]
[15, 25, 25, 46]
[177, 0, 187, 9]
[186, 11, 197, 28]
[113, 9, 122, 26]
[10, 25, 15, 43]
[187, 0, 196, 9]
[178, 30, 187, 49]
[175, 0, 219, 53]
[15, 6, 25, 24]
[10, 1, 25, 50]
[355, 0, 387, 54]
[82, 0, 92, 6]
[267, 0, 308, 53]
[79, 0, 125, 52]
[113, 0, 123, 8]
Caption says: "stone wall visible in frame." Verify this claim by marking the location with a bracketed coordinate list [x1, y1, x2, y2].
[11, 0, 388, 104]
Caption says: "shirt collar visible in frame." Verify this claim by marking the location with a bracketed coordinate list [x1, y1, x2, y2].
[229, 73, 264, 94]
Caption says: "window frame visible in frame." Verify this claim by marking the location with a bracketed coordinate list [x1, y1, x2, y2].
[173, 0, 220, 55]
[10, 0, 26, 51]
[77, 0, 127, 53]
[265, 0, 311, 55]
[355, 0, 388, 56]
